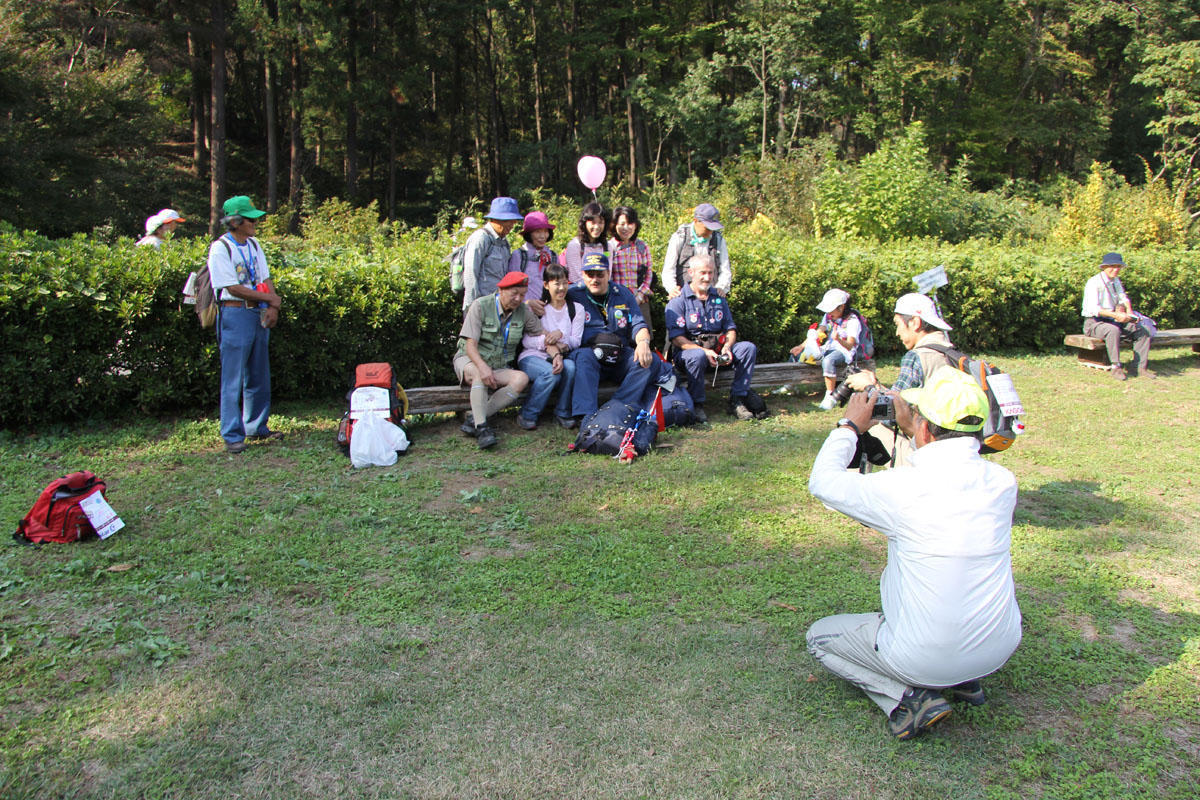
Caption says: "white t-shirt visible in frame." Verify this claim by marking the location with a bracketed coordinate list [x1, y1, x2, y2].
[809, 432, 1022, 686]
[208, 235, 270, 301]
[1081, 272, 1128, 317]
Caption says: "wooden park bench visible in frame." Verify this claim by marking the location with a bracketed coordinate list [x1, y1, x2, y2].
[1063, 327, 1200, 369]
[403, 361, 837, 415]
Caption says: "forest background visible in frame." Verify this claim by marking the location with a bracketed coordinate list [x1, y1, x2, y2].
[2, 0, 1199, 239]
[2, 0, 1200, 424]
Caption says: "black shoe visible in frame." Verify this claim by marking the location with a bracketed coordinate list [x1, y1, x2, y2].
[475, 425, 498, 449]
[556, 415, 578, 429]
[888, 688, 952, 740]
[946, 680, 986, 707]
[248, 429, 284, 441]
[225, 440, 247, 454]
[460, 412, 477, 437]
[693, 406, 708, 424]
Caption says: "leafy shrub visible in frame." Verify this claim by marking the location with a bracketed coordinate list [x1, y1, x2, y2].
[1052, 162, 1191, 247]
[3, 219, 1199, 425]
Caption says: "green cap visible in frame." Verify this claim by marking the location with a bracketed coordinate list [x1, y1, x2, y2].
[222, 195, 266, 219]
[900, 368, 988, 432]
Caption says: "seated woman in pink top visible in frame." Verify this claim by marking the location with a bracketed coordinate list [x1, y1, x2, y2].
[560, 201, 611, 284]
[517, 263, 585, 429]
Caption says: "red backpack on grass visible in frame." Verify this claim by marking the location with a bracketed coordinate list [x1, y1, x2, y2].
[336, 362, 409, 452]
[14, 471, 109, 544]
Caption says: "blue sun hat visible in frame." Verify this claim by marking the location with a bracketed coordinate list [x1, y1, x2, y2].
[485, 197, 523, 221]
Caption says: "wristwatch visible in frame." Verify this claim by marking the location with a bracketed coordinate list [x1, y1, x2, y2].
[836, 418, 860, 435]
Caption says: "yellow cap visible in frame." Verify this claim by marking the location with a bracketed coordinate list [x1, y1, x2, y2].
[900, 368, 988, 432]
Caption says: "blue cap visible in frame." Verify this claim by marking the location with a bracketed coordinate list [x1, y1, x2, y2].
[582, 252, 609, 272]
[485, 197, 523, 221]
[1100, 252, 1125, 267]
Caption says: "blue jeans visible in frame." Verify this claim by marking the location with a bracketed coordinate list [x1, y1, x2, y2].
[569, 345, 655, 418]
[821, 348, 849, 378]
[519, 354, 575, 421]
[217, 306, 271, 443]
[675, 340, 757, 405]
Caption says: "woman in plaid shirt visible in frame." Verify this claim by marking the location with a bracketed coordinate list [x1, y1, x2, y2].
[608, 205, 655, 340]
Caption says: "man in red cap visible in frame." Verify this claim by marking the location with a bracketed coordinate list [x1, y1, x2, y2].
[453, 271, 547, 448]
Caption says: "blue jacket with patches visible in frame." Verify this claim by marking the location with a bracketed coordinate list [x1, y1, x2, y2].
[567, 281, 648, 347]
[665, 284, 738, 341]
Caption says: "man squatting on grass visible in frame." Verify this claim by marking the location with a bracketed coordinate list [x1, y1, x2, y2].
[806, 368, 1022, 740]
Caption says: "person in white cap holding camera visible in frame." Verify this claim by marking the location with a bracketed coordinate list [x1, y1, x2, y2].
[136, 209, 185, 248]
[844, 293, 953, 396]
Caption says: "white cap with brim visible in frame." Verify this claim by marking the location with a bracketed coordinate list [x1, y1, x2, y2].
[816, 288, 850, 313]
[893, 292, 952, 331]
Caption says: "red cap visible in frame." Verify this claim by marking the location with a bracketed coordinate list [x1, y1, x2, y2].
[496, 271, 529, 289]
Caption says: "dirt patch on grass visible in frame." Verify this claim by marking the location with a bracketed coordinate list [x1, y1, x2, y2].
[460, 541, 534, 561]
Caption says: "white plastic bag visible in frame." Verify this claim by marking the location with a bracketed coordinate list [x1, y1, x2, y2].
[350, 414, 398, 468]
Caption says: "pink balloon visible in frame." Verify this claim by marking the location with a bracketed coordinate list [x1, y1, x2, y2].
[576, 156, 607, 191]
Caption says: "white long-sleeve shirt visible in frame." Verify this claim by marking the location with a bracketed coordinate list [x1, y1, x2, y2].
[1081, 272, 1130, 317]
[808, 431, 1022, 686]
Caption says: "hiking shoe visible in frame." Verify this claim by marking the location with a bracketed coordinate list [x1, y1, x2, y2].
[693, 406, 708, 424]
[475, 425, 498, 449]
[817, 391, 836, 410]
[946, 680, 986, 707]
[556, 415, 578, 429]
[729, 399, 755, 421]
[460, 412, 477, 437]
[888, 688, 952, 740]
[248, 429, 284, 441]
[225, 440, 247, 454]
[1111, 365, 1127, 381]
[517, 415, 538, 430]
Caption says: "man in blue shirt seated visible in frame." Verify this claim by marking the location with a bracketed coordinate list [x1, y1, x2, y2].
[664, 254, 758, 422]
[565, 252, 656, 421]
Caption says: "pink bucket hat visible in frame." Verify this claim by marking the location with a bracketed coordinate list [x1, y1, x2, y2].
[522, 211, 555, 232]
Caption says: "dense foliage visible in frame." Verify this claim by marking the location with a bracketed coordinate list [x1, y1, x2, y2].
[4, 211, 1199, 425]
[2, 0, 1199, 238]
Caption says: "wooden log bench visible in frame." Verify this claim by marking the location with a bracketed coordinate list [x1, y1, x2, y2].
[1063, 327, 1200, 369]
[404, 360, 840, 415]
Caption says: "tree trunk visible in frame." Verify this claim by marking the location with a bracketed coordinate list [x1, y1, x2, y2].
[288, 40, 305, 233]
[187, 30, 208, 181]
[209, 0, 227, 238]
[529, 0, 545, 184]
[264, 56, 278, 212]
[345, 9, 359, 201]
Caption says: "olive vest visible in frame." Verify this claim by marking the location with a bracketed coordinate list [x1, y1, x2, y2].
[456, 294, 529, 368]
[671, 223, 724, 287]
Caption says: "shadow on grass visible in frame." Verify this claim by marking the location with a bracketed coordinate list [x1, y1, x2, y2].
[1015, 480, 1123, 529]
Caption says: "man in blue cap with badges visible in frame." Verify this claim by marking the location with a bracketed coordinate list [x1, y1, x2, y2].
[462, 196, 524, 311]
[806, 368, 1022, 741]
[665, 253, 758, 422]
[565, 252, 656, 421]
[208, 195, 283, 454]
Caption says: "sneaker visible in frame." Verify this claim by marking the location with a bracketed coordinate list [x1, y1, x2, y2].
[460, 412, 477, 437]
[248, 429, 284, 441]
[817, 391, 836, 410]
[729, 399, 755, 421]
[946, 680, 986, 707]
[1111, 365, 1127, 381]
[475, 425, 498, 449]
[556, 415, 578, 429]
[693, 406, 708, 424]
[775, 384, 793, 396]
[517, 415, 538, 430]
[888, 688, 952, 740]
[225, 440, 247, 454]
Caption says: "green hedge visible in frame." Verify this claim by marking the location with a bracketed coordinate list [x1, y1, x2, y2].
[2, 224, 1198, 424]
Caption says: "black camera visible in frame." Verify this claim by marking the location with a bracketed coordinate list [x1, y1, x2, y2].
[869, 388, 895, 421]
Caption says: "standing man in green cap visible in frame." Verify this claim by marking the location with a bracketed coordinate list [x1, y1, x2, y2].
[805, 369, 1022, 740]
[208, 195, 283, 454]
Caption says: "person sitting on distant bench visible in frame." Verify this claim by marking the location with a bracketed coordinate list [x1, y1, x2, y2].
[1081, 252, 1154, 381]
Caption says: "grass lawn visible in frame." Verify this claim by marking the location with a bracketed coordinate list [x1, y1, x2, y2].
[2, 348, 1198, 799]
